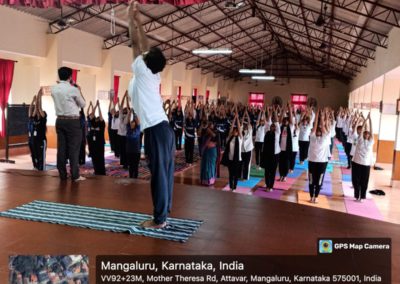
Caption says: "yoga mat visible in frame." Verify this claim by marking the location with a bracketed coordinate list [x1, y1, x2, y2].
[237, 177, 262, 188]
[287, 169, 304, 179]
[341, 167, 352, 175]
[342, 174, 352, 182]
[0, 200, 203, 243]
[303, 175, 333, 196]
[250, 166, 264, 177]
[297, 191, 330, 209]
[222, 186, 252, 195]
[342, 182, 372, 199]
[273, 177, 296, 191]
[344, 198, 383, 221]
[253, 187, 284, 200]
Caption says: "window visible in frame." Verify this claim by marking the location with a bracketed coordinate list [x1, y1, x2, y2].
[291, 93, 307, 110]
[249, 92, 264, 107]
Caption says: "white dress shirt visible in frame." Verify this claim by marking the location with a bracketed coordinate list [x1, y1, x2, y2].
[129, 55, 168, 131]
[228, 136, 243, 161]
[242, 125, 254, 152]
[51, 81, 85, 116]
[255, 124, 266, 142]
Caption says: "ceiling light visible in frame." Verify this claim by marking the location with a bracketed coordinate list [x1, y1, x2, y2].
[239, 69, 266, 74]
[192, 48, 233, 55]
[252, 75, 275, 80]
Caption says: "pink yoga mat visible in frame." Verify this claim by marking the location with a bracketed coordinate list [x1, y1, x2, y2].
[344, 197, 383, 221]
[273, 178, 296, 191]
[222, 186, 252, 195]
[253, 187, 284, 200]
[342, 182, 372, 199]
[341, 167, 352, 175]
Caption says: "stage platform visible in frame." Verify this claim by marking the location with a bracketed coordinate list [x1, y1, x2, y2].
[0, 169, 399, 283]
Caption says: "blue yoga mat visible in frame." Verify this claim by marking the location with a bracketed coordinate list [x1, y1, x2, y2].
[238, 177, 261, 188]
[0, 200, 202, 243]
[342, 174, 352, 182]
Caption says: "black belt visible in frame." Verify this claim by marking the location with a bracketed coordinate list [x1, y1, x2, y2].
[57, 115, 80, 120]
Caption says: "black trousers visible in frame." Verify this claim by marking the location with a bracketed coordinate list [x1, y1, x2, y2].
[56, 119, 82, 180]
[119, 135, 127, 168]
[144, 121, 175, 225]
[299, 141, 309, 162]
[228, 161, 242, 190]
[28, 137, 35, 168]
[308, 161, 328, 198]
[32, 137, 47, 171]
[111, 129, 120, 157]
[127, 152, 141, 178]
[175, 129, 183, 150]
[336, 127, 344, 143]
[289, 151, 297, 170]
[264, 154, 279, 189]
[184, 137, 195, 163]
[108, 124, 114, 152]
[344, 142, 352, 167]
[352, 162, 370, 199]
[329, 137, 334, 155]
[91, 140, 105, 175]
[254, 142, 263, 166]
[241, 151, 252, 180]
[219, 132, 226, 148]
[79, 135, 86, 165]
[279, 151, 290, 177]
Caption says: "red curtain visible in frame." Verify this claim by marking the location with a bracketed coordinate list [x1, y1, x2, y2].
[0, 59, 15, 138]
[71, 69, 78, 84]
[113, 75, 120, 104]
[0, 0, 209, 7]
[206, 90, 210, 103]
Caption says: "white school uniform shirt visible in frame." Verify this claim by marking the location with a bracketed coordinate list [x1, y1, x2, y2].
[347, 128, 354, 143]
[350, 132, 359, 156]
[242, 125, 254, 152]
[299, 123, 312, 141]
[111, 116, 120, 130]
[228, 136, 243, 161]
[129, 55, 168, 131]
[352, 136, 374, 166]
[343, 118, 350, 136]
[336, 116, 345, 128]
[117, 113, 127, 136]
[255, 124, 266, 142]
[308, 133, 330, 163]
[330, 121, 336, 138]
[292, 127, 299, 152]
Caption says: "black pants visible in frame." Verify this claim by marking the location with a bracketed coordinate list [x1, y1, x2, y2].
[279, 151, 290, 178]
[79, 136, 86, 165]
[336, 127, 344, 143]
[254, 142, 263, 166]
[289, 151, 297, 171]
[264, 154, 279, 189]
[299, 141, 309, 162]
[92, 140, 105, 175]
[144, 121, 175, 225]
[108, 124, 114, 152]
[127, 152, 141, 178]
[111, 129, 120, 157]
[119, 135, 127, 168]
[228, 161, 242, 190]
[32, 137, 47, 171]
[56, 119, 82, 180]
[308, 161, 327, 198]
[344, 142, 352, 167]
[352, 162, 370, 199]
[329, 137, 334, 155]
[184, 137, 195, 164]
[197, 136, 202, 157]
[219, 132, 226, 148]
[175, 130, 182, 150]
[241, 151, 252, 180]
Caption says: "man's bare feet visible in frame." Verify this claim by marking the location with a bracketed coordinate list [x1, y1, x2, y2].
[140, 219, 167, 229]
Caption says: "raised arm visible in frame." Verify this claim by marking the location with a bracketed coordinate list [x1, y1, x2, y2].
[29, 95, 36, 117]
[36, 88, 45, 117]
[97, 100, 104, 121]
[311, 109, 319, 134]
[87, 101, 93, 116]
[367, 113, 373, 140]
[128, 1, 142, 60]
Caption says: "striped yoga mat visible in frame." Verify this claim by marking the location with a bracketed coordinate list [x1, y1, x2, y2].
[0, 200, 203, 243]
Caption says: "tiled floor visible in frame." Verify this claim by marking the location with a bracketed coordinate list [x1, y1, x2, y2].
[2, 141, 400, 224]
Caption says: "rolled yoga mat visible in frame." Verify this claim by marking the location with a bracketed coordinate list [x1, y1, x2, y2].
[0, 200, 203, 243]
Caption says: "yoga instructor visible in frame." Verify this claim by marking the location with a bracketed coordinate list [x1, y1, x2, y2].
[51, 67, 86, 182]
[128, 1, 175, 229]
